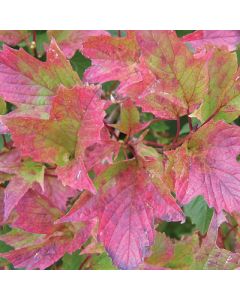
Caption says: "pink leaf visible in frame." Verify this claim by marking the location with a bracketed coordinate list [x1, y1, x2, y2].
[4, 176, 32, 220]
[0, 39, 81, 108]
[48, 30, 110, 58]
[182, 30, 240, 51]
[33, 175, 77, 212]
[10, 190, 62, 234]
[1, 221, 92, 270]
[170, 120, 240, 213]
[0, 30, 30, 45]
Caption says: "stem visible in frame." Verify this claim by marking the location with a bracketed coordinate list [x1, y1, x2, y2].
[2, 135, 9, 149]
[200, 107, 222, 128]
[224, 224, 238, 241]
[173, 117, 181, 144]
[79, 255, 91, 270]
[45, 173, 58, 178]
[122, 146, 128, 160]
[187, 110, 193, 132]
[143, 140, 164, 148]
[118, 30, 121, 37]
[103, 120, 119, 140]
[32, 30, 38, 57]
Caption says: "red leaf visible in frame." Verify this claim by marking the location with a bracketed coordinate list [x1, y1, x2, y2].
[82, 33, 154, 97]
[48, 30, 110, 58]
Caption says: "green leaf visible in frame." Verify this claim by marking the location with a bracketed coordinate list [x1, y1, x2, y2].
[184, 196, 214, 234]
[61, 251, 86, 270]
[70, 51, 91, 79]
[88, 253, 117, 270]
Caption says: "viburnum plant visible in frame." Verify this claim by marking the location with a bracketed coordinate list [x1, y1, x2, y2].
[1, 30, 240, 270]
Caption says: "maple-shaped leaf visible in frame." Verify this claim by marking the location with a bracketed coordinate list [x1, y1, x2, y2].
[135, 30, 208, 119]
[0, 30, 30, 45]
[0, 149, 46, 220]
[182, 30, 240, 52]
[168, 120, 240, 214]
[48, 30, 110, 58]
[191, 48, 240, 123]
[61, 157, 183, 269]
[4, 85, 105, 193]
[0, 39, 81, 109]
[144, 213, 240, 270]
[0, 222, 93, 269]
[4, 158, 45, 220]
[82, 32, 155, 98]
[111, 99, 149, 136]
[9, 190, 62, 234]
[33, 174, 77, 212]
[0, 190, 94, 269]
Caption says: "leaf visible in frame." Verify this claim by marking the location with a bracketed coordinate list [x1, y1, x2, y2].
[3, 85, 105, 193]
[0, 31, 30, 45]
[1, 192, 94, 269]
[84, 127, 121, 175]
[61, 251, 85, 270]
[70, 51, 91, 79]
[84, 253, 117, 270]
[191, 48, 240, 123]
[0, 188, 4, 225]
[145, 214, 240, 270]
[10, 190, 62, 234]
[82, 33, 154, 98]
[136, 30, 208, 119]
[3, 158, 45, 220]
[0, 222, 92, 270]
[0, 39, 81, 108]
[0, 228, 43, 249]
[111, 99, 149, 136]
[182, 30, 240, 52]
[184, 196, 214, 234]
[66, 159, 183, 269]
[48, 30, 110, 58]
[169, 120, 240, 214]
[33, 175, 77, 212]
[0, 98, 6, 115]
[0, 149, 21, 174]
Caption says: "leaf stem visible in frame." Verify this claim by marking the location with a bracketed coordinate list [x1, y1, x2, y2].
[32, 30, 38, 58]
[200, 107, 221, 128]
[173, 117, 181, 145]
[118, 30, 121, 37]
[143, 140, 164, 148]
[187, 110, 193, 132]
[79, 255, 91, 270]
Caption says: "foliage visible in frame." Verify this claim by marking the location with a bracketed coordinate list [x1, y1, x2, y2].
[0, 30, 240, 270]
